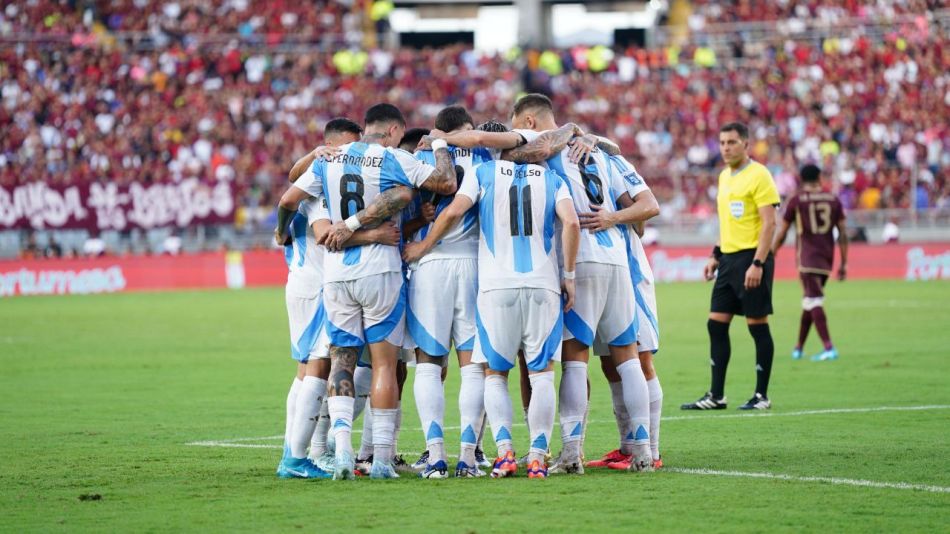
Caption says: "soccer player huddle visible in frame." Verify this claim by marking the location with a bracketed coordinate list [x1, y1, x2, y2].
[273, 94, 664, 480]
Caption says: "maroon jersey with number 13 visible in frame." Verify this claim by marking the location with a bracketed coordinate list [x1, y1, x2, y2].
[782, 190, 845, 274]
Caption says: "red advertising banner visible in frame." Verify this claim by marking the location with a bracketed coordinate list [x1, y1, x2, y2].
[0, 179, 234, 231]
[1, 243, 947, 298]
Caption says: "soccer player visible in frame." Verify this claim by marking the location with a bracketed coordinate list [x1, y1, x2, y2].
[682, 122, 780, 411]
[584, 155, 664, 470]
[405, 156, 580, 479]
[277, 118, 400, 478]
[509, 94, 653, 473]
[277, 103, 457, 479]
[772, 164, 848, 362]
[402, 106, 494, 479]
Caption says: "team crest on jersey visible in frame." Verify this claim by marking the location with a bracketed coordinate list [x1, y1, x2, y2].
[730, 201, 744, 219]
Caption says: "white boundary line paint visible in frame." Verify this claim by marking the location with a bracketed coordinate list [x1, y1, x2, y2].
[185, 404, 950, 449]
[665, 467, 950, 494]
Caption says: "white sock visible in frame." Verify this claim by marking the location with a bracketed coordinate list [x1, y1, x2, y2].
[617, 359, 650, 447]
[609, 380, 634, 454]
[558, 361, 587, 459]
[484, 374, 514, 456]
[358, 401, 374, 459]
[393, 401, 402, 461]
[327, 395, 355, 458]
[458, 364, 485, 466]
[284, 378, 302, 455]
[372, 408, 398, 463]
[647, 377, 663, 459]
[289, 376, 327, 458]
[527, 371, 555, 464]
[476, 412, 486, 450]
[414, 363, 445, 462]
[309, 397, 330, 460]
[353, 366, 372, 419]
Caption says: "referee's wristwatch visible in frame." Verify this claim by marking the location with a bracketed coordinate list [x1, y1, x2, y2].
[752, 258, 764, 269]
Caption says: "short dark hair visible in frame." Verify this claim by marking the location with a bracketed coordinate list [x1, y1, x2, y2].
[324, 117, 362, 137]
[800, 164, 821, 183]
[513, 93, 554, 118]
[434, 106, 474, 133]
[399, 128, 430, 151]
[364, 103, 406, 127]
[719, 122, 749, 140]
[477, 119, 509, 133]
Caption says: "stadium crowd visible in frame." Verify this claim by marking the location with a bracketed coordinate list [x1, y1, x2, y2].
[1, 0, 948, 238]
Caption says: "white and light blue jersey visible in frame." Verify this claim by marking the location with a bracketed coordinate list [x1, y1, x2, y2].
[284, 197, 328, 298]
[514, 129, 628, 267]
[457, 159, 572, 294]
[408, 145, 495, 264]
[293, 142, 436, 283]
[606, 154, 654, 286]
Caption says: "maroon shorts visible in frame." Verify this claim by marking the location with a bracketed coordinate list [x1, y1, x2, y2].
[800, 273, 829, 298]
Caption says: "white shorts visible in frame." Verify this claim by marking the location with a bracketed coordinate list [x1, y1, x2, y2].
[286, 289, 329, 363]
[324, 272, 406, 349]
[594, 278, 659, 355]
[563, 263, 638, 348]
[407, 258, 477, 357]
[473, 288, 563, 372]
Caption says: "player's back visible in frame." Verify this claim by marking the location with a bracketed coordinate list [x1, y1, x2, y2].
[790, 190, 843, 273]
[545, 148, 628, 267]
[316, 142, 404, 283]
[469, 159, 566, 294]
[411, 145, 494, 261]
[285, 198, 325, 298]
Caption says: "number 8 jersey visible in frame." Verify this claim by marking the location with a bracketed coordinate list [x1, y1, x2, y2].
[457, 160, 571, 294]
[293, 142, 437, 283]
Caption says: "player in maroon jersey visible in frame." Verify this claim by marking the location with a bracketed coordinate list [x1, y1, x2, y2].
[772, 164, 848, 361]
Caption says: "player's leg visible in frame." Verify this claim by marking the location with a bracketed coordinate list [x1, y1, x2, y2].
[683, 254, 739, 409]
[323, 280, 365, 480]
[473, 289, 521, 478]
[392, 359, 408, 469]
[521, 287, 562, 480]
[640, 351, 663, 469]
[278, 363, 305, 474]
[453, 258, 484, 476]
[353, 362, 375, 474]
[585, 354, 633, 468]
[557, 263, 606, 471]
[806, 275, 838, 361]
[793, 274, 812, 360]
[308, 324, 334, 466]
[739, 254, 775, 410]
[407, 260, 456, 478]
[279, 291, 331, 478]
[356, 272, 408, 479]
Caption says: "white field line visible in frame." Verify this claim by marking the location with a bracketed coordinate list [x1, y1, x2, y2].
[185, 404, 950, 449]
[665, 467, 950, 494]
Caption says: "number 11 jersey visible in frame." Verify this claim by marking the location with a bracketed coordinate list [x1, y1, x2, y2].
[293, 142, 436, 283]
[457, 159, 571, 294]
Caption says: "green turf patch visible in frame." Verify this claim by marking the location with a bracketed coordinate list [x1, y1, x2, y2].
[1, 281, 948, 532]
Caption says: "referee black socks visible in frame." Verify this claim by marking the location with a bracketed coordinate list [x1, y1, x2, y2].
[748, 323, 774, 397]
[707, 319, 731, 398]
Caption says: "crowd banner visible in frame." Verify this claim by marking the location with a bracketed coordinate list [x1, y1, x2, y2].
[0, 180, 234, 231]
[0, 244, 948, 298]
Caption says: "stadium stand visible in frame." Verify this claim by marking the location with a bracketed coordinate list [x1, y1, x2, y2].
[1, 1, 947, 256]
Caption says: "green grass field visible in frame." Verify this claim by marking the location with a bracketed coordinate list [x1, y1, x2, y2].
[2, 280, 949, 532]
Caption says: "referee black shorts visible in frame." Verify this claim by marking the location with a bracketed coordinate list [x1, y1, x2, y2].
[710, 249, 774, 317]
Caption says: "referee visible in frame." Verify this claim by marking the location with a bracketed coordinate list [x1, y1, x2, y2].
[682, 122, 780, 411]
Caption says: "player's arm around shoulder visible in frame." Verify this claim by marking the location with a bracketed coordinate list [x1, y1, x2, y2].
[414, 142, 457, 195]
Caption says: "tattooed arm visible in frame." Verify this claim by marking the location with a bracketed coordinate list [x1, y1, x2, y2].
[417, 146, 458, 196]
[323, 185, 413, 251]
[502, 123, 583, 164]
